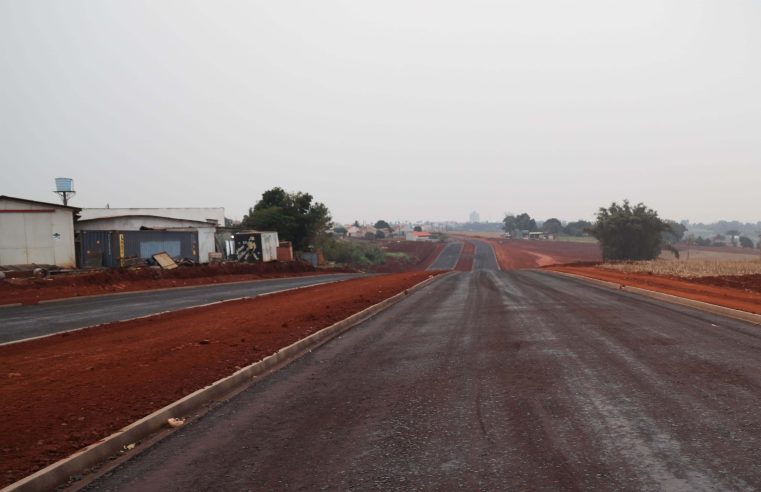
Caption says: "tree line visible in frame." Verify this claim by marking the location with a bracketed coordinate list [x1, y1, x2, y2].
[502, 201, 757, 261]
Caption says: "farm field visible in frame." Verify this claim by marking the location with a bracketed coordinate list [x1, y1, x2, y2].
[0, 271, 439, 487]
[670, 244, 759, 261]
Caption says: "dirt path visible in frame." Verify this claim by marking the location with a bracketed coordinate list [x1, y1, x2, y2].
[0, 271, 439, 487]
[549, 265, 761, 315]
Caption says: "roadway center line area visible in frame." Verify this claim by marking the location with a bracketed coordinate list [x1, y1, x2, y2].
[83, 268, 761, 491]
[0, 273, 362, 344]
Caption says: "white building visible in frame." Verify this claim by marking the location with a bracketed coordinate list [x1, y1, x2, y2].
[79, 207, 224, 226]
[0, 196, 79, 268]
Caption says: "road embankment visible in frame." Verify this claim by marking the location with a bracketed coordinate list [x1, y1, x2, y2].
[548, 265, 761, 315]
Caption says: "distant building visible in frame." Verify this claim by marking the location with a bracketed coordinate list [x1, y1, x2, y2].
[0, 195, 79, 268]
[469, 211, 480, 223]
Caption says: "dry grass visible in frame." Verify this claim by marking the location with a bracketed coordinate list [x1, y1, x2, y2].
[600, 259, 761, 278]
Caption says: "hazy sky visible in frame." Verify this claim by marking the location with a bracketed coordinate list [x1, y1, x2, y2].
[2, 1, 759, 224]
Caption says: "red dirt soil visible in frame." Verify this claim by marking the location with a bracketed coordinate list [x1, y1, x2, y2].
[483, 239, 601, 270]
[549, 265, 761, 315]
[0, 271, 440, 487]
[455, 241, 475, 271]
[0, 262, 344, 306]
[689, 274, 761, 294]
[371, 241, 445, 273]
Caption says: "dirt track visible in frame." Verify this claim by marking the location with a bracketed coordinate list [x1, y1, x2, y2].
[0, 271, 438, 487]
[85, 269, 761, 491]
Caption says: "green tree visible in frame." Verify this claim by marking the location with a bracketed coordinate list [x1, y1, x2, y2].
[516, 213, 537, 231]
[563, 220, 593, 236]
[333, 226, 348, 236]
[375, 230, 386, 239]
[374, 220, 391, 230]
[413, 225, 423, 232]
[502, 214, 518, 233]
[588, 200, 669, 261]
[726, 229, 740, 247]
[542, 218, 563, 234]
[739, 236, 754, 248]
[662, 220, 687, 244]
[242, 187, 332, 251]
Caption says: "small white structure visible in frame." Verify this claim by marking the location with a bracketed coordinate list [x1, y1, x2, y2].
[79, 207, 225, 226]
[75, 215, 217, 264]
[0, 196, 79, 268]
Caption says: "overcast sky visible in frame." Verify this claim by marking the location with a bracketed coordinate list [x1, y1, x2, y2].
[1, 1, 759, 224]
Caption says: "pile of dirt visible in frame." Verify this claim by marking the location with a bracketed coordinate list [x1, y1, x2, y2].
[455, 241, 475, 271]
[485, 239, 601, 270]
[0, 262, 352, 306]
[371, 241, 445, 273]
[549, 265, 761, 315]
[0, 271, 441, 487]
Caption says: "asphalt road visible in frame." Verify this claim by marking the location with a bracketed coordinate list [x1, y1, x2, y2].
[468, 238, 500, 271]
[85, 265, 761, 490]
[427, 242, 464, 270]
[0, 273, 362, 344]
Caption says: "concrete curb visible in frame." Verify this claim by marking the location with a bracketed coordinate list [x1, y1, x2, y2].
[544, 269, 761, 326]
[2, 272, 451, 492]
[0, 272, 357, 308]
[0, 278, 353, 348]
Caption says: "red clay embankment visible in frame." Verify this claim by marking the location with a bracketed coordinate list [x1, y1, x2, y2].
[548, 265, 761, 316]
[0, 271, 440, 487]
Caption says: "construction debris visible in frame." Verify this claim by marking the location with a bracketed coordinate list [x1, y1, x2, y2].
[152, 252, 178, 270]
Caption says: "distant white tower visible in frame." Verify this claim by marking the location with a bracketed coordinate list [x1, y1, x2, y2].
[469, 211, 480, 223]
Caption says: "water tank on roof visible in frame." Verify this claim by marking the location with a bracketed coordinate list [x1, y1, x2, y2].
[55, 178, 74, 192]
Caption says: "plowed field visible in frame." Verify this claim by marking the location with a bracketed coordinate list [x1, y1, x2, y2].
[0, 271, 439, 487]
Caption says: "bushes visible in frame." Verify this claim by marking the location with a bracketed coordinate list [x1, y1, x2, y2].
[319, 237, 385, 267]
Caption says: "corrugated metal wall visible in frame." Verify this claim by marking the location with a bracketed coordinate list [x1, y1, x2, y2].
[79, 230, 114, 268]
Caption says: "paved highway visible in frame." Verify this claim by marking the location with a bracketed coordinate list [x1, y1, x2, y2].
[468, 238, 500, 271]
[85, 256, 761, 490]
[427, 242, 464, 270]
[0, 273, 362, 344]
